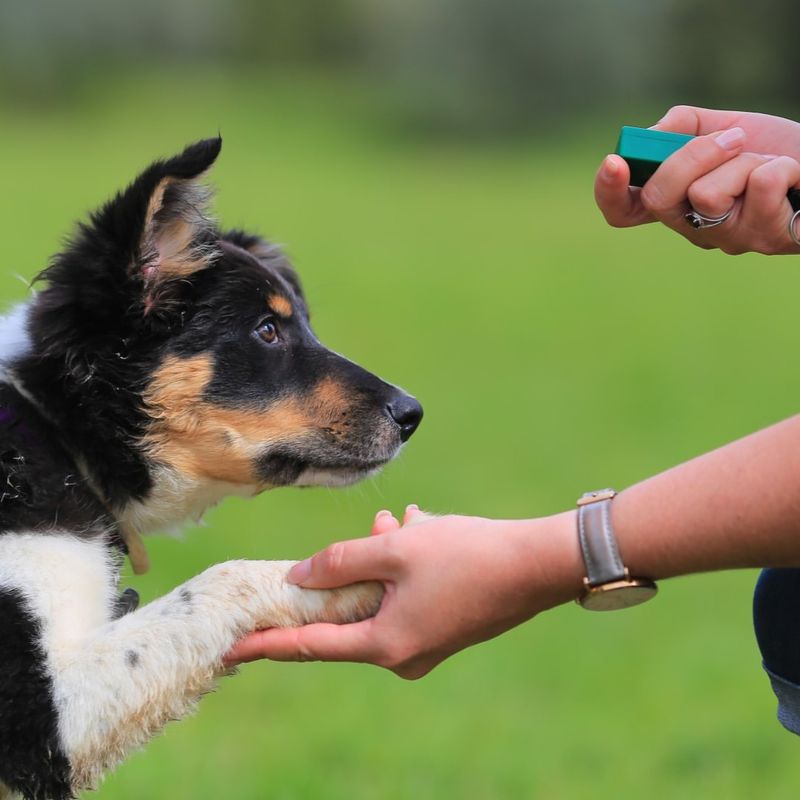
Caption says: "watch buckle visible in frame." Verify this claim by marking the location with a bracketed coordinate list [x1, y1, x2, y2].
[577, 489, 617, 506]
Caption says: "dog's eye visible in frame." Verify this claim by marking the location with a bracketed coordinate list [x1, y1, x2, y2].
[255, 319, 279, 344]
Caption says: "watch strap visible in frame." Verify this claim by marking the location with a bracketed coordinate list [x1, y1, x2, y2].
[577, 490, 625, 586]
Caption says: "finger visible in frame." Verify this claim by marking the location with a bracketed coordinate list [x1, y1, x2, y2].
[403, 504, 430, 525]
[288, 535, 397, 589]
[371, 509, 401, 536]
[651, 105, 742, 136]
[641, 128, 746, 226]
[594, 154, 654, 228]
[687, 153, 772, 219]
[739, 156, 800, 254]
[224, 629, 276, 665]
[225, 621, 378, 665]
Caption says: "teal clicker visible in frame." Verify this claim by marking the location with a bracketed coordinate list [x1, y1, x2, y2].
[615, 126, 694, 187]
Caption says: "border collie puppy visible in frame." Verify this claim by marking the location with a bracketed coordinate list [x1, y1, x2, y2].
[0, 138, 422, 800]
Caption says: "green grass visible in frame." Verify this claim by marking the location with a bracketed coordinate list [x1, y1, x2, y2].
[2, 68, 800, 799]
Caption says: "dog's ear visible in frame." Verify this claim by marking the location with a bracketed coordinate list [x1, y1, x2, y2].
[139, 139, 221, 275]
[126, 138, 221, 310]
[29, 139, 222, 365]
[81, 137, 222, 314]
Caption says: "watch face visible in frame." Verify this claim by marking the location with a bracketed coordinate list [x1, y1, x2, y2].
[579, 580, 657, 611]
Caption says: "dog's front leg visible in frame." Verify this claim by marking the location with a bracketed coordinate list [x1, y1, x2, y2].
[0, 533, 382, 799]
[57, 558, 382, 792]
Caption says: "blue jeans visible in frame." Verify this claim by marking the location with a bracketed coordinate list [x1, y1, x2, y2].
[753, 568, 800, 735]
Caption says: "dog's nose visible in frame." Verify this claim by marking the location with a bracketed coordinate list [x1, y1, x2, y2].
[386, 393, 423, 442]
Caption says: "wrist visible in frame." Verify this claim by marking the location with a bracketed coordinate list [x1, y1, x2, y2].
[506, 511, 585, 612]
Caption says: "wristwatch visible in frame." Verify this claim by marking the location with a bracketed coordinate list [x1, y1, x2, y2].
[575, 489, 657, 611]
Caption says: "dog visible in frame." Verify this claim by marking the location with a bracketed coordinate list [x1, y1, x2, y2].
[0, 138, 422, 800]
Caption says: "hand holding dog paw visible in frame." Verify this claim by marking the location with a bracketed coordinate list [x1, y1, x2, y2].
[225, 507, 583, 679]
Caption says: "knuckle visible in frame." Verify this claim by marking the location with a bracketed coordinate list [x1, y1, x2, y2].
[639, 184, 668, 214]
[681, 141, 710, 169]
[318, 542, 346, 576]
[719, 242, 744, 256]
[395, 664, 430, 681]
[378, 641, 414, 671]
[295, 642, 317, 663]
[770, 155, 795, 169]
[659, 104, 689, 125]
[748, 166, 785, 196]
[756, 239, 780, 256]
[378, 534, 407, 573]
[687, 183, 722, 214]
[291, 630, 318, 663]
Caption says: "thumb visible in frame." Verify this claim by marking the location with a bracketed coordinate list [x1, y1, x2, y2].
[594, 155, 652, 228]
[288, 536, 394, 589]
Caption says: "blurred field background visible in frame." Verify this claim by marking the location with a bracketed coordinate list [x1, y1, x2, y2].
[2, 1, 800, 798]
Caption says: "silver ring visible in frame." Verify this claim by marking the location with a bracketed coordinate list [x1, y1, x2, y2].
[685, 206, 734, 230]
[789, 209, 800, 248]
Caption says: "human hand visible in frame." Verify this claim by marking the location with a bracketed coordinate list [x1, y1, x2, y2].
[225, 506, 582, 679]
[594, 106, 800, 254]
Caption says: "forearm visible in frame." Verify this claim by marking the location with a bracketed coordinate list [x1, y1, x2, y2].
[615, 415, 800, 579]
[512, 415, 800, 615]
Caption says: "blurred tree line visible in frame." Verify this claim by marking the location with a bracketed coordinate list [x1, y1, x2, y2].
[0, 0, 798, 134]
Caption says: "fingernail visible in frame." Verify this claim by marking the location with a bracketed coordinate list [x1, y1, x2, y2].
[715, 127, 745, 151]
[376, 509, 392, 519]
[602, 155, 618, 180]
[406, 503, 419, 512]
[763, 154, 779, 160]
[288, 558, 312, 585]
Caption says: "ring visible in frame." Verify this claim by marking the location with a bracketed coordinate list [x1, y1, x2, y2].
[789, 209, 800, 248]
[685, 206, 734, 230]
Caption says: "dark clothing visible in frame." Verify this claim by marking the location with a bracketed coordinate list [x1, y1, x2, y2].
[753, 568, 800, 734]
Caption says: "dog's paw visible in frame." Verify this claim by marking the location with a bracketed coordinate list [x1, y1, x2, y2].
[197, 560, 383, 631]
[309, 579, 385, 625]
[274, 564, 384, 628]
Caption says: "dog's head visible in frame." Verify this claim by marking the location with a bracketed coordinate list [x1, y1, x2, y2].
[20, 139, 421, 522]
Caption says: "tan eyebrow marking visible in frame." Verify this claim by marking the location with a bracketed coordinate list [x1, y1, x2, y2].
[268, 294, 293, 318]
